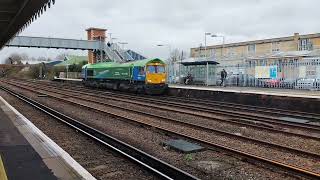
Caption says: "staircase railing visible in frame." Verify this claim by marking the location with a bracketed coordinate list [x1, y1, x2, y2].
[103, 43, 122, 62]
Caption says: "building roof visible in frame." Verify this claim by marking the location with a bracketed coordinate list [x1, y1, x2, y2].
[46, 61, 63, 66]
[85, 27, 107, 31]
[192, 33, 320, 50]
[247, 50, 320, 60]
[54, 55, 88, 67]
[0, 0, 55, 48]
[181, 57, 219, 66]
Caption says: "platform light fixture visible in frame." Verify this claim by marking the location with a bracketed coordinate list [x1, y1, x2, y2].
[211, 34, 225, 57]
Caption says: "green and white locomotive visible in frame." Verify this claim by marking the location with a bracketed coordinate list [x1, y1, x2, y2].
[82, 58, 168, 94]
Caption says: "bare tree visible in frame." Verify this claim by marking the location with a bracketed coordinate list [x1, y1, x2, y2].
[4, 53, 24, 65]
[169, 48, 186, 63]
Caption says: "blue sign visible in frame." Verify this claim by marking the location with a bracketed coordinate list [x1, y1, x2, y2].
[269, 66, 277, 79]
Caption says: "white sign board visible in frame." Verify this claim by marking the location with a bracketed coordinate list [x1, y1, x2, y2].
[299, 66, 306, 78]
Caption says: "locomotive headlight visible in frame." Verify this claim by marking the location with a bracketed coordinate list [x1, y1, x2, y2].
[161, 79, 165, 82]
[148, 80, 152, 82]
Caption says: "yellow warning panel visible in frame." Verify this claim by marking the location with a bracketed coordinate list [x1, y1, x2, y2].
[0, 155, 8, 180]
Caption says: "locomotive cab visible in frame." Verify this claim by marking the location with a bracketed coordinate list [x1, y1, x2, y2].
[145, 62, 167, 94]
[146, 63, 166, 84]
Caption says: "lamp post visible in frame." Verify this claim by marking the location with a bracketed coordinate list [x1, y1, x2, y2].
[157, 44, 172, 83]
[211, 34, 225, 58]
[204, 32, 212, 60]
[111, 38, 117, 43]
[66, 64, 70, 79]
[204, 32, 215, 86]
[108, 33, 112, 42]
[157, 44, 172, 60]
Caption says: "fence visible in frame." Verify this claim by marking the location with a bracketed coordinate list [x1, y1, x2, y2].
[59, 72, 81, 79]
[168, 57, 320, 90]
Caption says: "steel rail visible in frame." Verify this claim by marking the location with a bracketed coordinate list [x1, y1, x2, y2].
[0, 85, 199, 180]
[9, 80, 320, 141]
[23, 79, 320, 132]
[17, 78, 320, 123]
[95, 92, 320, 131]
[160, 95, 320, 122]
[20, 82, 320, 158]
[2, 82, 320, 179]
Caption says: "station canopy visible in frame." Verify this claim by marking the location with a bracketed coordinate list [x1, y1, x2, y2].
[0, 0, 55, 48]
[180, 57, 220, 66]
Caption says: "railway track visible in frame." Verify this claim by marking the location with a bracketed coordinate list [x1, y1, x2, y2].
[159, 94, 320, 122]
[18, 79, 320, 125]
[8, 79, 320, 141]
[0, 85, 199, 180]
[18, 79, 320, 130]
[2, 80, 320, 179]
[45, 79, 320, 123]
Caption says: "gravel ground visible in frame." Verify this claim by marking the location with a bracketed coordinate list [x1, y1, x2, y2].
[0, 90, 157, 180]
[0, 81, 302, 179]
[77, 91, 320, 154]
[60, 94, 320, 174]
[10, 81, 319, 166]
[21, 79, 320, 139]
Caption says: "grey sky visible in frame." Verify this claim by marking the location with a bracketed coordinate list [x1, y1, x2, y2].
[1, 0, 319, 63]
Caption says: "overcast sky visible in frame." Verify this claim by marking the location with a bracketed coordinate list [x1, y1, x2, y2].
[1, 0, 320, 63]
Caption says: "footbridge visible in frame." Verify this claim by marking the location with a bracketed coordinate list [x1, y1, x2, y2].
[6, 36, 146, 62]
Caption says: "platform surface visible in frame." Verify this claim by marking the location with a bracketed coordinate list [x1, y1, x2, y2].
[0, 96, 95, 180]
[53, 77, 83, 81]
[169, 84, 320, 99]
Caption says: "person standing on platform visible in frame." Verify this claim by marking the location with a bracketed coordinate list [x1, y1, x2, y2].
[220, 69, 227, 87]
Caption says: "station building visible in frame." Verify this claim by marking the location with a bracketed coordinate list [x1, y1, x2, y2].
[181, 33, 320, 89]
[190, 33, 320, 66]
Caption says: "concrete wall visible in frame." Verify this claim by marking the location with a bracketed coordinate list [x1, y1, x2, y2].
[167, 88, 320, 114]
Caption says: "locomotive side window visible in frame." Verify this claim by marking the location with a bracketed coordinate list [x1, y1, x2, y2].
[87, 70, 94, 76]
[147, 65, 165, 73]
[139, 67, 145, 75]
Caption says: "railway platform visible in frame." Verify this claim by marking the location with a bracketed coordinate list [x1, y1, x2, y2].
[0, 96, 95, 180]
[168, 84, 320, 114]
[169, 84, 320, 99]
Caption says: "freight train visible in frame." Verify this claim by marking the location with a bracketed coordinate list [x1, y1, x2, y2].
[81, 58, 168, 94]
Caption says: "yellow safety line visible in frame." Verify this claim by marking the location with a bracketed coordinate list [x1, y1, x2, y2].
[0, 155, 8, 180]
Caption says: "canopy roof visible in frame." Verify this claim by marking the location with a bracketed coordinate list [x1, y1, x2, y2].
[180, 57, 219, 66]
[55, 55, 87, 67]
[0, 0, 55, 48]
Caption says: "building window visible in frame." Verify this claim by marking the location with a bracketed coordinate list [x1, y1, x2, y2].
[299, 39, 313, 51]
[259, 60, 267, 66]
[210, 49, 216, 57]
[272, 42, 280, 52]
[227, 47, 236, 57]
[248, 44, 256, 54]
